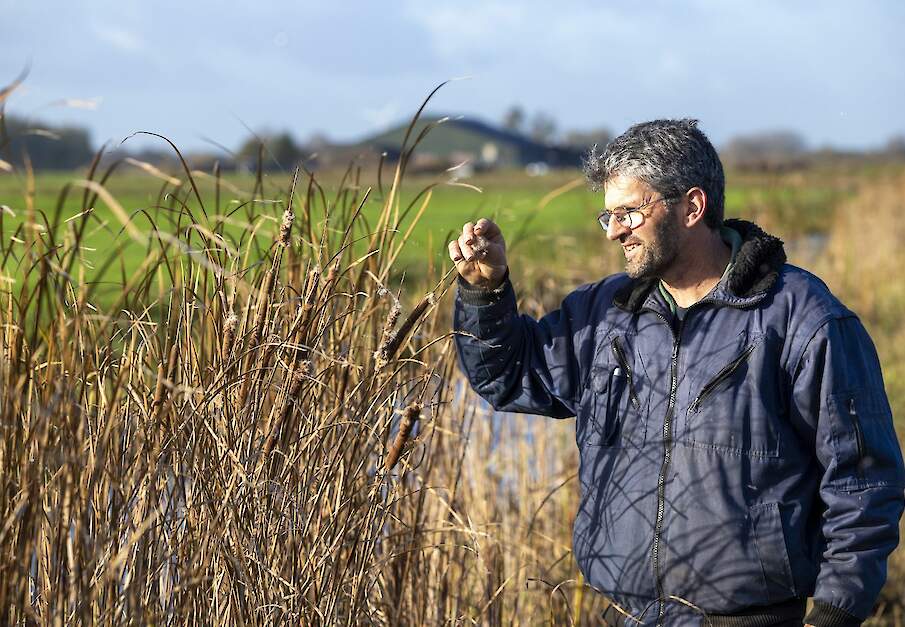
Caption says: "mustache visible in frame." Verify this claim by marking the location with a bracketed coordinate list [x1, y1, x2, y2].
[620, 235, 643, 246]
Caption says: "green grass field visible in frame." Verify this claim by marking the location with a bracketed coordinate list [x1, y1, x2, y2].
[0, 163, 854, 301]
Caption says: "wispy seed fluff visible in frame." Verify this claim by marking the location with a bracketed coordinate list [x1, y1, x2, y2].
[374, 299, 402, 367]
[222, 312, 238, 362]
[279, 209, 294, 247]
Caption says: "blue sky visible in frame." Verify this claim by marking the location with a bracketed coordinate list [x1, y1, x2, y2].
[3, 0, 903, 152]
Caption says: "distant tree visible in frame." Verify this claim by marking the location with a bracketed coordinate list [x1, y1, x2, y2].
[305, 132, 332, 150]
[502, 105, 525, 133]
[271, 132, 303, 165]
[530, 112, 557, 144]
[0, 115, 93, 170]
[721, 130, 808, 170]
[563, 127, 612, 151]
[237, 131, 303, 171]
[884, 134, 905, 158]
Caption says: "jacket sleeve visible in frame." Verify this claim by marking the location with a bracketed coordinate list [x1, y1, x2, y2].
[791, 314, 905, 626]
[453, 274, 594, 418]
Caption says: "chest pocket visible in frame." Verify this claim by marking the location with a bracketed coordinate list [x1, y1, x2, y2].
[679, 331, 782, 458]
[580, 336, 648, 449]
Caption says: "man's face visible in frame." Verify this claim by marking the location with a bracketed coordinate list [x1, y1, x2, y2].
[603, 175, 681, 279]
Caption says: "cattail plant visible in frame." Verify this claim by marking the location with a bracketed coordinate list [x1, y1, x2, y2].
[375, 292, 436, 370]
[384, 402, 422, 472]
[373, 291, 401, 369]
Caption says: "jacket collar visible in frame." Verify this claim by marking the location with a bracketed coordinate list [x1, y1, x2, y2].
[613, 219, 787, 313]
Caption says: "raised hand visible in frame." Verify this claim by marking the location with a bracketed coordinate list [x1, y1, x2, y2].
[448, 218, 508, 290]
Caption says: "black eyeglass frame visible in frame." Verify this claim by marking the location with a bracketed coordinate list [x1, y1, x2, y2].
[597, 195, 682, 231]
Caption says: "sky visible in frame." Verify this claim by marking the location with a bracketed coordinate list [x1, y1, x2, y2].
[2, 0, 904, 153]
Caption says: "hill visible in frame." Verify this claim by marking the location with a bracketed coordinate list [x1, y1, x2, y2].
[351, 115, 583, 172]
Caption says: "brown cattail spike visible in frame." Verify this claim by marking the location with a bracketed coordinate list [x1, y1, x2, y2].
[385, 403, 422, 471]
[377, 292, 436, 368]
[373, 299, 401, 369]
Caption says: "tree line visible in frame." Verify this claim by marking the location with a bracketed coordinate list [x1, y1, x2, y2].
[3, 110, 905, 172]
[1, 115, 93, 170]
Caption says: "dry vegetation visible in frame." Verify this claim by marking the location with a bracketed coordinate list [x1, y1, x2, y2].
[1, 77, 903, 625]
[0, 85, 599, 625]
[816, 172, 905, 626]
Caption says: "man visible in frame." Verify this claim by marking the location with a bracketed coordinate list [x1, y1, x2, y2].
[448, 119, 905, 626]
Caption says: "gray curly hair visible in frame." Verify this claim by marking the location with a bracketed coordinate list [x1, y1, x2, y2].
[583, 119, 725, 229]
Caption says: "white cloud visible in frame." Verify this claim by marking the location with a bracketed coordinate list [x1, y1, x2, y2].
[361, 101, 402, 132]
[90, 22, 144, 53]
[405, 1, 523, 62]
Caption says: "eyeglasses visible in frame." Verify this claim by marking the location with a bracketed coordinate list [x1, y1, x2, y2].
[597, 195, 680, 230]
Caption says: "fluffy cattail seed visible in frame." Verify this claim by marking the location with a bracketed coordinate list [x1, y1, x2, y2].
[222, 312, 238, 363]
[470, 234, 491, 258]
[278, 209, 294, 247]
[373, 300, 401, 368]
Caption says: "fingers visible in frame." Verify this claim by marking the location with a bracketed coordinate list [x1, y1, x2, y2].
[449, 219, 501, 273]
[447, 239, 464, 263]
[448, 239, 475, 282]
[449, 218, 508, 287]
[458, 222, 476, 261]
[462, 221, 476, 246]
[448, 240, 468, 274]
[473, 218, 500, 240]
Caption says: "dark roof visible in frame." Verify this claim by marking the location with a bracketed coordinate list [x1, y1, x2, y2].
[355, 114, 582, 166]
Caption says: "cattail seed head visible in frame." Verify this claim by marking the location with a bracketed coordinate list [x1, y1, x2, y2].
[222, 312, 238, 362]
[377, 292, 436, 368]
[278, 209, 294, 247]
[385, 403, 422, 471]
[286, 365, 306, 398]
[373, 299, 402, 370]
[385, 299, 402, 329]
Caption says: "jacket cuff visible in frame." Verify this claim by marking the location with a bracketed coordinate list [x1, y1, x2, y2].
[456, 269, 511, 306]
[804, 601, 862, 627]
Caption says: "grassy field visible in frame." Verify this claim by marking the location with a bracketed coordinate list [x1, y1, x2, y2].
[0, 160, 860, 296]
[2, 156, 904, 624]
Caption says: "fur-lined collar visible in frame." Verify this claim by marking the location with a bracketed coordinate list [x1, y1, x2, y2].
[613, 219, 786, 312]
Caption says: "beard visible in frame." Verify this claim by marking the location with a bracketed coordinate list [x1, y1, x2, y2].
[623, 209, 680, 279]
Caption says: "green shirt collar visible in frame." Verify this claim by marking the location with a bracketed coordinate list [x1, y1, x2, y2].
[658, 225, 741, 315]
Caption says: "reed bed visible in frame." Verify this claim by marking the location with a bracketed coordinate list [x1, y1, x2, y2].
[815, 172, 905, 625]
[0, 82, 599, 625]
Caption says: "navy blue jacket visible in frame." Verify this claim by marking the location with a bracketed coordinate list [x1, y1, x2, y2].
[454, 220, 905, 626]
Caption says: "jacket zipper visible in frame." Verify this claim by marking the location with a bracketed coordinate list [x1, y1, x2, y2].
[611, 337, 640, 410]
[644, 311, 684, 627]
[849, 397, 866, 476]
[639, 298, 752, 626]
[687, 342, 758, 413]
